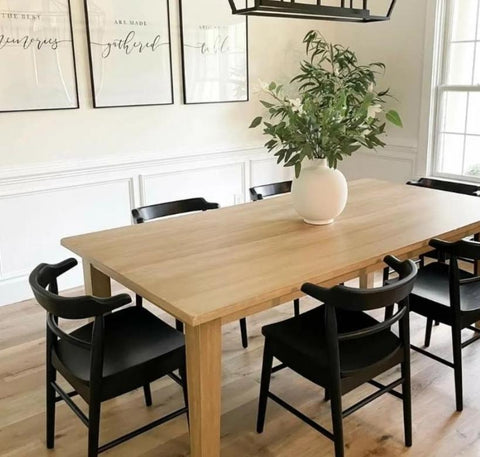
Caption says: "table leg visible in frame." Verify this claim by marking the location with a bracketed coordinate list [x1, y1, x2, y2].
[82, 261, 111, 297]
[359, 269, 375, 289]
[474, 233, 480, 276]
[185, 319, 222, 457]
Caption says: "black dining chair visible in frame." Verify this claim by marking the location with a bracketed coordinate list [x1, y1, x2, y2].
[29, 258, 188, 457]
[409, 238, 480, 412]
[407, 178, 480, 270]
[249, 180, 300, 319]
[257, 256, 417, 457]
[249, 180, 292, 201]
[407, 177, 480, 197]
[131, 197, 249, 348]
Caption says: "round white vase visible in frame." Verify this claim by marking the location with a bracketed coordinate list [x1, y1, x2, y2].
[291, 158, 348, 225]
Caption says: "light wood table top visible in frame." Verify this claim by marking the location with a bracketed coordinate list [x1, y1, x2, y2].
[62, 179, 480, 327]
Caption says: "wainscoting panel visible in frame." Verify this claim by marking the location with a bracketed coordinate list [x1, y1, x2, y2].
[249, 158, 293, 188]
[140, 163, 245, 208]
[338, 147, 417, 184]
[0, 179, 134, 305]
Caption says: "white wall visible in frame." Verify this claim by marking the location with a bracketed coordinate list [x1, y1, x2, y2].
[0, 0, 434, 306]
[0, 2, 327, 167]
[334, 0, 433, 184]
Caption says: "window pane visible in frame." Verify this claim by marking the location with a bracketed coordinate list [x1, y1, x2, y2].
[445, 43, 475, 84]
[450, 0, 478, 41]
[478, 3, 480, 40]
[467, 92, 480, 134]
[437, 133, 464, 175]
[475, 46, 480, 84]
[464, 136, 480, 176]
[433, 1, 480, 180]
[440, 91, 468, 133]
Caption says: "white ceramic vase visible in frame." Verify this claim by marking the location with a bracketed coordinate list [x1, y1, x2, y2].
[291, 158, 348, 225]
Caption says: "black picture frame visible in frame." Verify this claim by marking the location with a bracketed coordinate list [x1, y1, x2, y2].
[84, 0, 174, 109]
[0, 0, 79, 114]
[179, 0, 249, 105]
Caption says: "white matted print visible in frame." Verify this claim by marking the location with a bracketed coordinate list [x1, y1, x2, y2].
[0, 0, 78, 113]
[84, 0, 173, 108]
[180, 0, 248, 104]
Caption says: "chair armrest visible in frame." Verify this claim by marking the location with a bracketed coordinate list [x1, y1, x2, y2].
[429, 238, 480, 261]
[429, 238, 454, 252]
[91, 293, 132, 315]
[205, 201, 220, 210]
[301, 283, 330, 302]
[50, 258, 79, 276]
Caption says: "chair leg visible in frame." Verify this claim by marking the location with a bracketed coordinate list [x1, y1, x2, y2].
[324, 388, 330, 402]
[179, 364, 189, 426]
[175, 319, 184, 333]
[385, 305, 394, 320]
[178, 365, 190, 430]
[401, 361, 412, 446]
[293, 298, 300, 317]
[330, 382, 344, 457]
[452, 323, 464, 412]
[382, 266, 390, 285]
[143, 384, 152, 407]
[46, 365, 56, 449]
[179, 365, 189, 409]
[88, 400, 101, 457]
[424, 318, 433, 347]
[257, 343, 274, 433]
[136, 294, 143, 307]
[240, 318, 248, 349]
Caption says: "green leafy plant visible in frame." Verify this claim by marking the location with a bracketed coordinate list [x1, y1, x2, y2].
[250, 30, 403, 178]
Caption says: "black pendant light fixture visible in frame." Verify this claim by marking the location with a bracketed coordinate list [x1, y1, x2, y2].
[227, 0, 397, 22]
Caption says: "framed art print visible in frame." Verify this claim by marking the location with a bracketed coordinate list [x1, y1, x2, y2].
[84, 0, 174, 108]
[0, 0, 79, 113]
[179, 0, 248, 104]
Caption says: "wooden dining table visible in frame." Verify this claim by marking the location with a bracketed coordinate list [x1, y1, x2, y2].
[61, 178, 480, 457]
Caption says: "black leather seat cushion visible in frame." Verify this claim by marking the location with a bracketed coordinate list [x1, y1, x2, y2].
[410, 263, 480, 324]
[262, 306, 402, 386]
[53, 307, 185, 400]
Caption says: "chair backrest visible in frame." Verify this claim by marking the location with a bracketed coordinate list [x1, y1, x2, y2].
[29, 258, 131, 320]
[302, 256, 417, 374]
[407, 178, 480, 197]
[249, 181, 292, 201]
[428, 238, 480, 312]
[131, 197, 219, 224]
[30, 258, 132, 354]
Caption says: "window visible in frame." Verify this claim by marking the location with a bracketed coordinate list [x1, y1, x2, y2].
[433, 0, 480, 180]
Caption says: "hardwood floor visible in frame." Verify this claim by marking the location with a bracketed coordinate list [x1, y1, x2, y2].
[3, 281, 480, 457]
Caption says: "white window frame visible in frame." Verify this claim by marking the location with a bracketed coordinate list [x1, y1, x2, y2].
[429, 0, 480, 183]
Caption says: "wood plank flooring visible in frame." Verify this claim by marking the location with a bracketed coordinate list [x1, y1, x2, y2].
[3, 280, 480, 457]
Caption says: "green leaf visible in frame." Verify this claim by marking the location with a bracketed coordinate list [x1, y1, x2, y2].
[249, 117, 263, 128]
[294, 162, 302, 178]
[260, 100, 274, 109]
[386, 110, 403, 127]
[254, 32, 400, 169]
